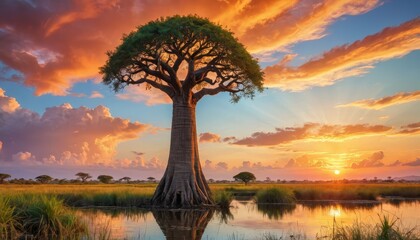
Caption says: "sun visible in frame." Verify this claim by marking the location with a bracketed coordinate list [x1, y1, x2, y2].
[334, 169, 341, 175]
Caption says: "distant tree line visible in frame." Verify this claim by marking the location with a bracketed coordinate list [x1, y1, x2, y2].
[0, 172, 160, 184]
[0, 172, 412, 184]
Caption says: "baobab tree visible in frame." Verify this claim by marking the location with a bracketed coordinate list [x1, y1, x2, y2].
[101, 15, 263, 208]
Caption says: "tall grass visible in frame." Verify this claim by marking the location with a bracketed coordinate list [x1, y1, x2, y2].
[0, 197, 20, 239]
[0, 195, 88, 239]
[18, 196, 87, 239]
[321, 215, 418, 240]
[0, 183, 419, 206]
[256, 188, 296, 204]
[214, 190, 233, 208]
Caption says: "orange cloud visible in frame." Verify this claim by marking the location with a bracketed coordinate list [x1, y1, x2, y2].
[403, 158, 420, 166]
[89, 91, 104, 98]
[0, 88, 20, 112]
[0, 0, 380, 97]
[240, 0, 379, 52]
[264, 17, 420, 91]
[233, 123, 392, 146]
[397, 122, 420, 135]
[337, 90, 420, 109]
[199, 132, 221, 143]
[351, 151, 385, 168]
[0, 90, 152, 166]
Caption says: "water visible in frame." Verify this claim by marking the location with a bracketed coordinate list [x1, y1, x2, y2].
[79, 200, 419, 239]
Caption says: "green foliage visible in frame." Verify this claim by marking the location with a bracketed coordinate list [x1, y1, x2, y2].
[0, 173, 11, 184]
[100, 15, 263, 102]
[214, 190, 233, 209]
[35, 175, 53, 183]
[256, 188, 296, 204]
[19, 196, 86, 238]
[233, 172, 256, 185]
[97, 175, 113, 184]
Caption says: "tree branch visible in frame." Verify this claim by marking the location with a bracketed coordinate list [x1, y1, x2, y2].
[121, 76, 175, 98]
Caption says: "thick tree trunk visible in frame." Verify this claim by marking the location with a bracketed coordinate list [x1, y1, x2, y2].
[152, 99, 214, 208]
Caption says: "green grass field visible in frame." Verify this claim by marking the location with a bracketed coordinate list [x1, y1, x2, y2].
[1, 183, 419, 207]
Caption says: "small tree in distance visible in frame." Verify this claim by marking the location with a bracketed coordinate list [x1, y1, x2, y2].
[147, 177, 156, 183]
[35, 175, 53, 184]
[75, 172, 92, 183]
[120, 177, 131, 183]
[0, 173, 11, 184]
[233, 172, 256, 185]
[98, 175, 113, 184]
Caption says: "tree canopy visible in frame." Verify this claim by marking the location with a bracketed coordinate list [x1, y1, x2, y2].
[0, 173, 11, 183]
[35, 175, 52, 184]
[75, 172, 92, 182]
[120, 177, 131, 183]
[233, 172, 256, 185]
[97, 175, 113, 184]
[100, 15, 263, 104]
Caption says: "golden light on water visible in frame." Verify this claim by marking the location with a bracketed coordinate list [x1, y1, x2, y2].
[329, 208, 341, 217]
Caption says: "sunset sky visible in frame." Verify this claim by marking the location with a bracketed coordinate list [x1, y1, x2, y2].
[0, 0, 419, 180]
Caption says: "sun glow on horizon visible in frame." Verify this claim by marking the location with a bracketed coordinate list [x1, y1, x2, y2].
[334, 169, 341, 175]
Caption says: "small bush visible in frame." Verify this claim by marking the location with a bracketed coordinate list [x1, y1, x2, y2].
[19, 196, 87, 239]
[214, 191, 233, 208]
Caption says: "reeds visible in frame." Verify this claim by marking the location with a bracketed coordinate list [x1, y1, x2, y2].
[0, 196, 87, 239]
[256, 188, 296, 204]
[0, 197, 20, 239]
[320, 215, 418, 240]
[214, 190, 233, 208]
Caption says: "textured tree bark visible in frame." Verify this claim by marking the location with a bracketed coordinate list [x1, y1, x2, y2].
[153, 209, 214, 240]
[152, 98, 214, 208]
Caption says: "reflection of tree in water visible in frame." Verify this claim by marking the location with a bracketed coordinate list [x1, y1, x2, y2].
[384, 199, 419, 207]
[215, 208, 234, 224]
[80, 208, 150, 221]
[153, 209, 214, 240]
[257, 204, 296, 220]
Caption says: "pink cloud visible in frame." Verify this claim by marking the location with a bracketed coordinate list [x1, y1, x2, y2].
[0, 91, 152, 166]
[199, 132, 221, 143]
[397, 122, 420, 135]
[233, 123, 392, 146]
[12, 152, 34, 162]
[0, 88, 20, 113]
[89, 91, 104, 98]
[264, 18, 420, 91]
[403, 158, 420, 166]
[351, 151, 385, 168]
[0, 0, 380, 97]
[337, 90, 420, 109]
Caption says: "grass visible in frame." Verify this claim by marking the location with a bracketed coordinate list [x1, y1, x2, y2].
[214, 190, 234, 208]
[0, 197, 20, 239]
[256, 188, 296, 204]
[1, 183, 419, 207]
[1, 195, 87, 239]
[320, 215, 419, 240]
